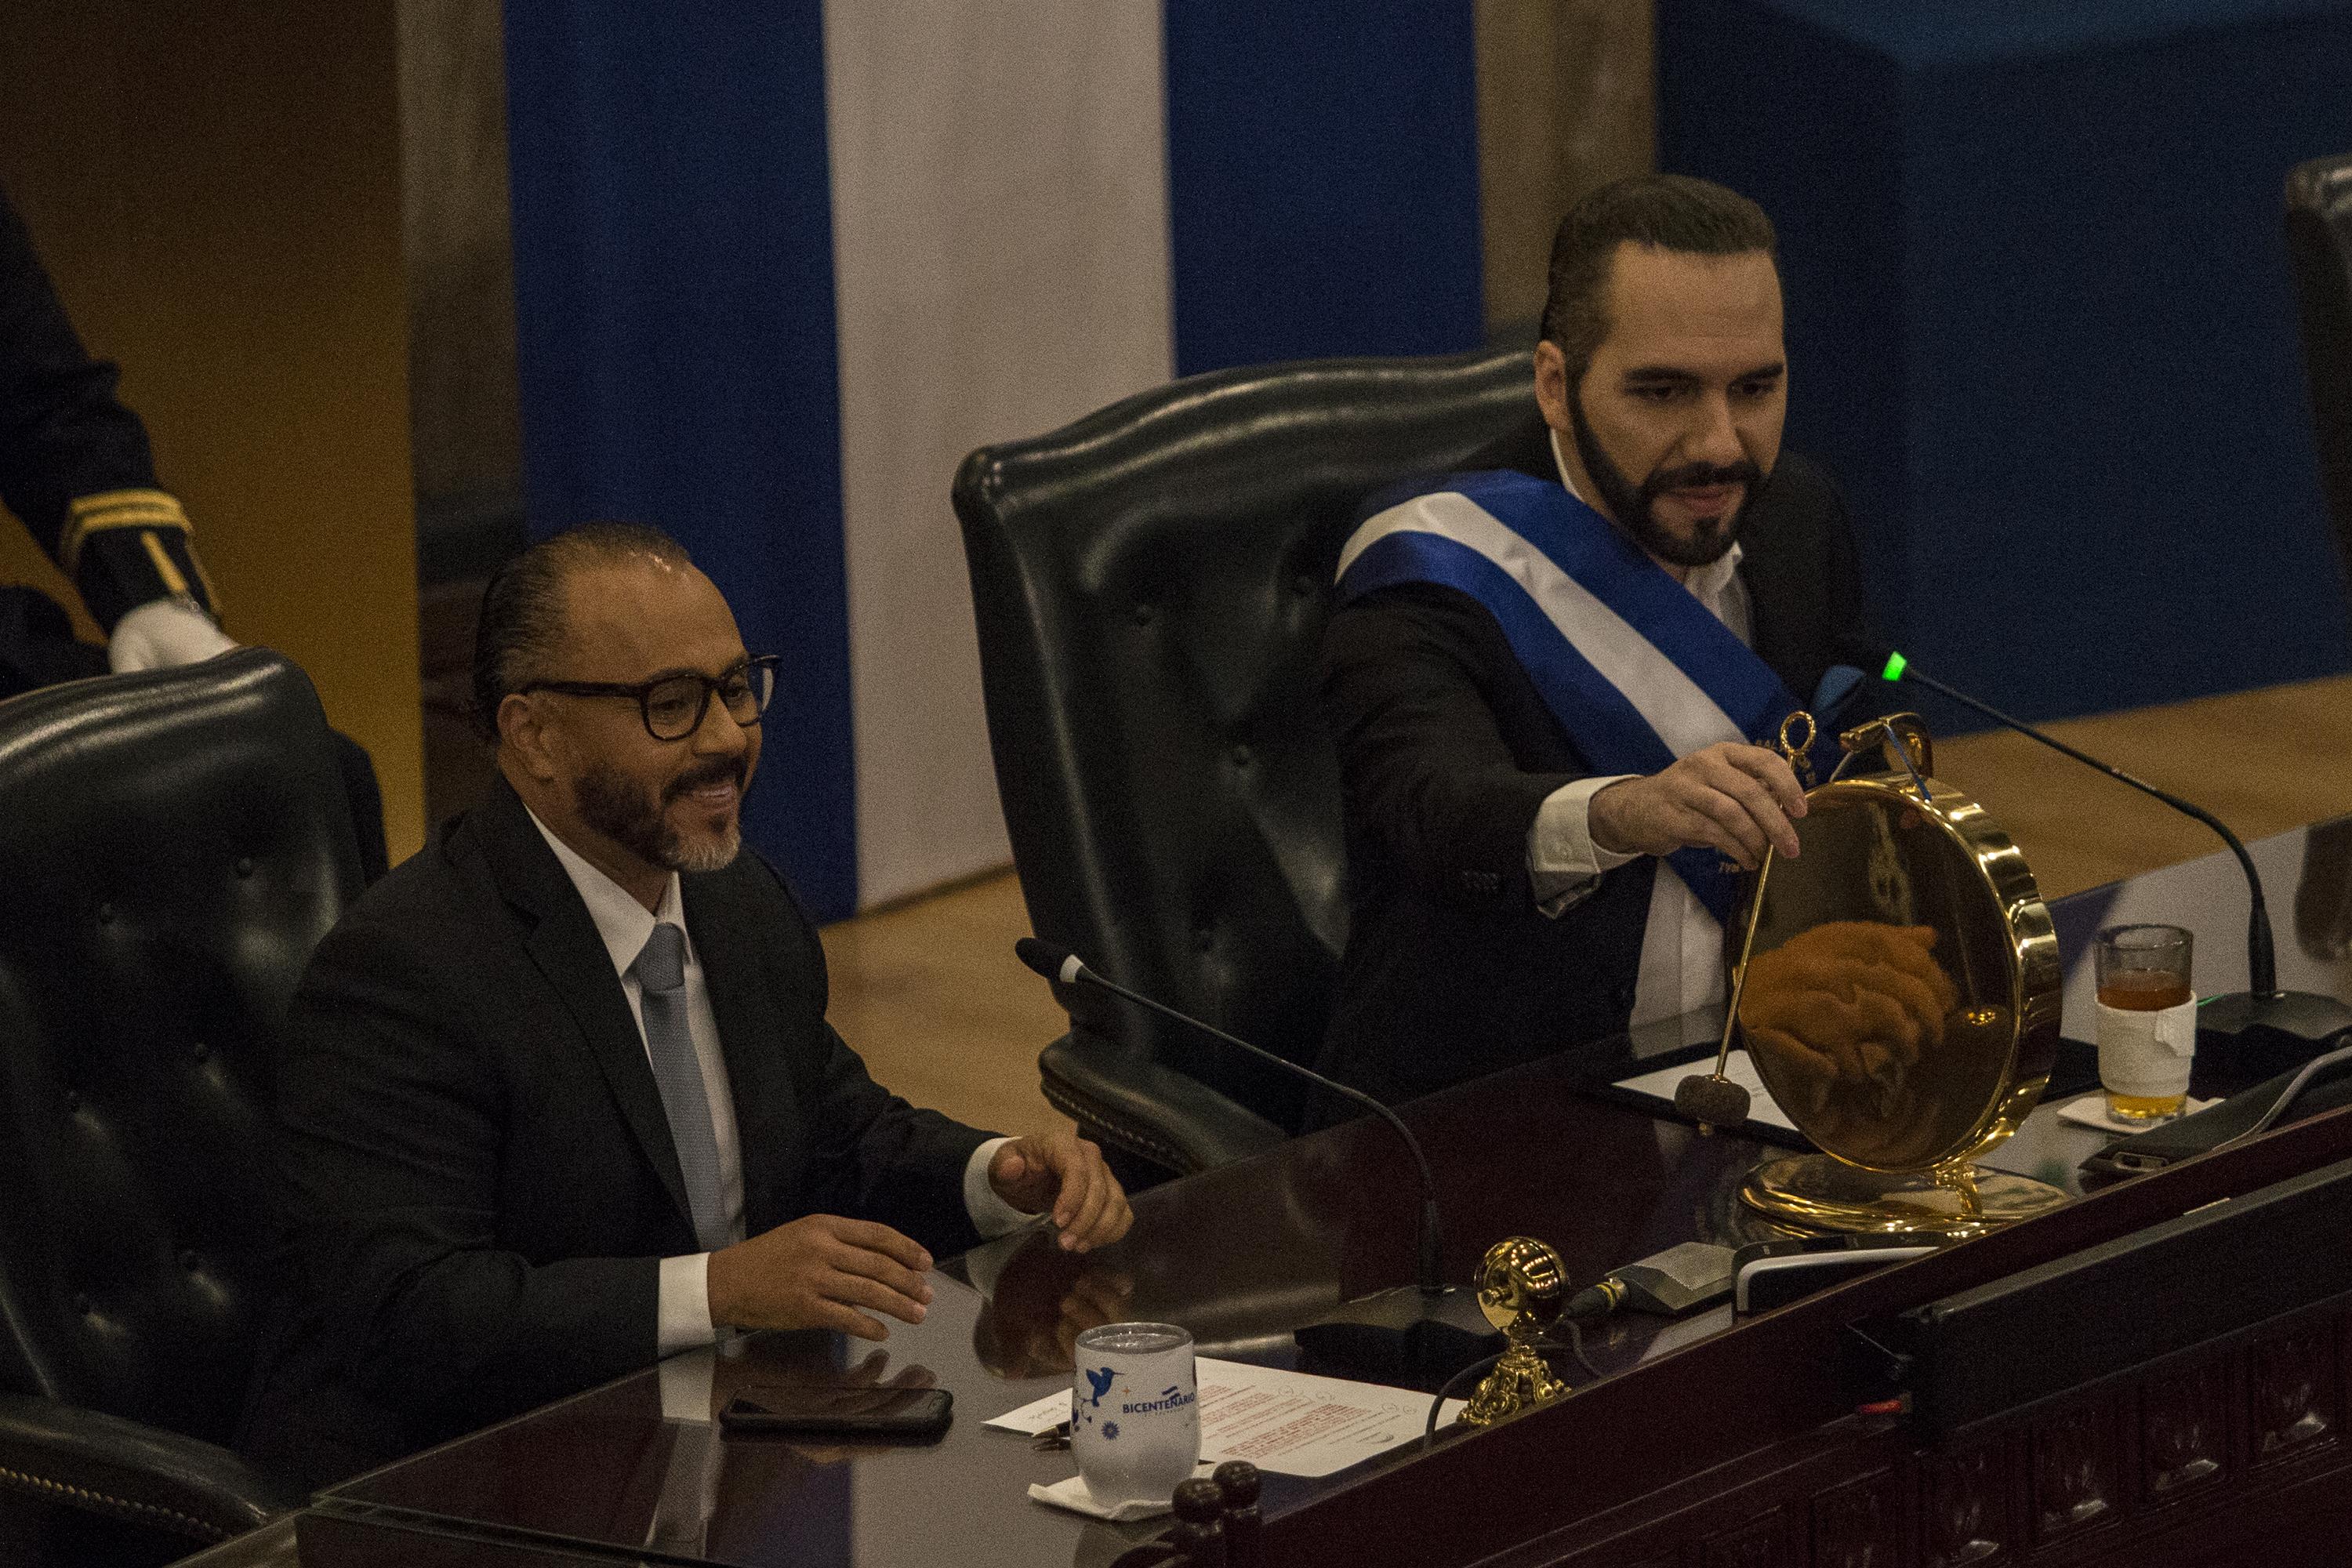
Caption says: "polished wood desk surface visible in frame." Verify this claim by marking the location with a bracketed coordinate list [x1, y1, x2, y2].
[183, 1510, 614, 1568]
[294, 821, 2352, 1568]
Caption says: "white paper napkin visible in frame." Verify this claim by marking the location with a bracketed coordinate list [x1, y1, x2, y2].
[1026, 1465, 1215, 1522]
[2056, 1091, 2214, 1134]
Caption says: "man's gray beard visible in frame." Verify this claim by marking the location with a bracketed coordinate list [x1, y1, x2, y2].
[673, 823, 742, 873]
[574, 763, 742, 875]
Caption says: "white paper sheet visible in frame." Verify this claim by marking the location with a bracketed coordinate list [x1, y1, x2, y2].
[986, 1389, 1075, 1436]
[990, 1359, 1470, 1479]
[1614, 1048, 1797, 1132]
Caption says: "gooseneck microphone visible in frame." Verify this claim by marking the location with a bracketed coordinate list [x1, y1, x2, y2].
[1875, 651, 2352, 1055]
[1013, 937, 1497, 1376]
[1014, 937, 1444, 1294]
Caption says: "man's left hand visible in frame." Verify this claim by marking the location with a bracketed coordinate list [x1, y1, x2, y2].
[109, 597, 236, 672]
[988, 1131, 1132, 1252]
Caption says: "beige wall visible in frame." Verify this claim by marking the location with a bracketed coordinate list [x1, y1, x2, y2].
[1476, 0, 1657, 338]
[0, 0, 424, 861]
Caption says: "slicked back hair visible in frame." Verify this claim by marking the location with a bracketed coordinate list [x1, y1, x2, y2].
[470, 521, 695, 741]
[1538, 174, 1778, 384]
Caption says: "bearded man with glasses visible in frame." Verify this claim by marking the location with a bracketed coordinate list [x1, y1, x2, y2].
[241, 522, 1131, 1487]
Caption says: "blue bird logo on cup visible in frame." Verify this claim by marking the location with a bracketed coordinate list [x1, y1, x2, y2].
[1084, 1366, 1116, 1407]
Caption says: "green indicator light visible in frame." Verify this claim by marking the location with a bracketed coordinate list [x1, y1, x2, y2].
[1880, 651, 1907, 683]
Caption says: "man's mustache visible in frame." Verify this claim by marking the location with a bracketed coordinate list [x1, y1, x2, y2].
[665, 755, 748, 800]
[1643, 459, 1761, 497]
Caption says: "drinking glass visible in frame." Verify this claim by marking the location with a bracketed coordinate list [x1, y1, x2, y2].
[2096, 924, 2195, 1121]
[1069, 1323, 1200, 1508]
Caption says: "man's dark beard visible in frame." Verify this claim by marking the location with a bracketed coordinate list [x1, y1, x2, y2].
[1566, 390, 1766, 568]
[574, 753, 747, 873]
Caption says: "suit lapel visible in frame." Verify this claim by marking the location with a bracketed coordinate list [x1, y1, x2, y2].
[468, 779, 696, 1234]
[684, 872, 797, 1237]
[1735, 517, 1809, 700]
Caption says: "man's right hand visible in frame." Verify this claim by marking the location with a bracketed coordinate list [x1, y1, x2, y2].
[1588, 742, 1807, 871]
[706, 1214, 935, 1341]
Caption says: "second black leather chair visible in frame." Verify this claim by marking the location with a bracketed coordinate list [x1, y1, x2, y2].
[956, 346, 1536, 1180]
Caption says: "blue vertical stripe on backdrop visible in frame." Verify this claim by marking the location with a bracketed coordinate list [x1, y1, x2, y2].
[502, 0, 859, 919]
[1160, 0, 1485, 376]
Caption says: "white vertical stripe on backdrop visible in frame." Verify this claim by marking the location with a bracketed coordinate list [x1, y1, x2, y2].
[823, 1, 1176, 910]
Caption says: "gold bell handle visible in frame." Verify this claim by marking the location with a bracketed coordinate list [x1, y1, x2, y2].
[1776, 710, 1818, 790]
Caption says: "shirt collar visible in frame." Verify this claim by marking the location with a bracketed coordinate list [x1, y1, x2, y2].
[1546, 426, 1744, 593]
[524, 805, 691, 981]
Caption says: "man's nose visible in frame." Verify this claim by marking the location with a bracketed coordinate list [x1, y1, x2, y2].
[1683, 393, 1744, 468]
[690, 692, 751, 750]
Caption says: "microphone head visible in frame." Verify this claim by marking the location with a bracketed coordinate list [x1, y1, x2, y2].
[1674, 1072, 1751, 1128]
[1012, 937, 1073, 981]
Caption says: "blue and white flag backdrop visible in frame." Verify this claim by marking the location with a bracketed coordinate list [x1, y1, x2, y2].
[503, 0, 1481, 920]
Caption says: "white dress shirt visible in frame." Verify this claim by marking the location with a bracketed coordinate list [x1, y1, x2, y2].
[527, 810, 1029, 1355]
[1524, 431, 1750, 1027]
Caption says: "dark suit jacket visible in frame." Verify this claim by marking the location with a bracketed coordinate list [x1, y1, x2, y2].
[1312, 416, 1882, 1109]
[238, 778, 993, 1486]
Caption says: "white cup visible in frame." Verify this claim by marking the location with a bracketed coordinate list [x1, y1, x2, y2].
[1070, 1322, 1200, 1508]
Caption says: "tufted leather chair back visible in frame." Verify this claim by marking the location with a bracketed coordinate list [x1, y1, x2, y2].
[955, 347, 1537, 1129]
[2289, 151, 2352, 579]
[0, 650, 363, 1447]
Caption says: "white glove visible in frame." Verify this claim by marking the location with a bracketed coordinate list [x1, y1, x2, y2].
[107, 596, 238, 673]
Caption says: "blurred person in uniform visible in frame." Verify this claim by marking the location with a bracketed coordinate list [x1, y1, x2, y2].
[0, 181, 232, 689]
[0, 181, 386, 877]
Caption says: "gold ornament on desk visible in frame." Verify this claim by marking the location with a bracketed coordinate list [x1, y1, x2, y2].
[1678, 711, 2065, 1240]
[1457, 1237, 1570, 1428]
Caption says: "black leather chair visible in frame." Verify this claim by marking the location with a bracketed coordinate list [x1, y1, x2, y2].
[2288, 151, 2352, 578]
[954, 347, 1537, 1181]
[0, 649, 364, 1563]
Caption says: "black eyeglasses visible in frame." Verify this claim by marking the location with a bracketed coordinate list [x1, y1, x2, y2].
[520, 655, 779, 741]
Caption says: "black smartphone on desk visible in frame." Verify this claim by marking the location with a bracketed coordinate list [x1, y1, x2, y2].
[717, 1384, 953, 1440]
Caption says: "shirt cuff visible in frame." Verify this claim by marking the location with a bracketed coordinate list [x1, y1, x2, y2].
[1527, 775, 1641, 916]
[659, 1252, 721, 1354]
[964, 1137, 1037, 1240]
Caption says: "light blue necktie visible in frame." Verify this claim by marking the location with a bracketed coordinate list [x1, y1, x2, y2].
[633, 922, 728, 1251]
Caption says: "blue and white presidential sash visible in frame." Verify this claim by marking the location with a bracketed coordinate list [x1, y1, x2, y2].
[1335, 469, 1831, 924]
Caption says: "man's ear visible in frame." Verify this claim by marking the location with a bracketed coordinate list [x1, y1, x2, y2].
[1533, 340, 1574, 435]
[499, 692, 563, 783]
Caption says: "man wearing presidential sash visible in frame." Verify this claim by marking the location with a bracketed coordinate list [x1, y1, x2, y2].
[1315, 175, 1881, 1110]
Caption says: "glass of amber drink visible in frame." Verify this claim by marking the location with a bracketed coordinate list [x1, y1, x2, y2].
[2095, 924, 2195, 1121]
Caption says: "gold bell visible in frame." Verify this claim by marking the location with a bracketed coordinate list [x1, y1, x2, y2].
[1457, 1237, 1570, 1428]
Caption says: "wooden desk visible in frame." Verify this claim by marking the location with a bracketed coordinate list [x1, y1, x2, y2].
[279, 823, 2352, 1567]
[180, 1508, 669, 1567]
